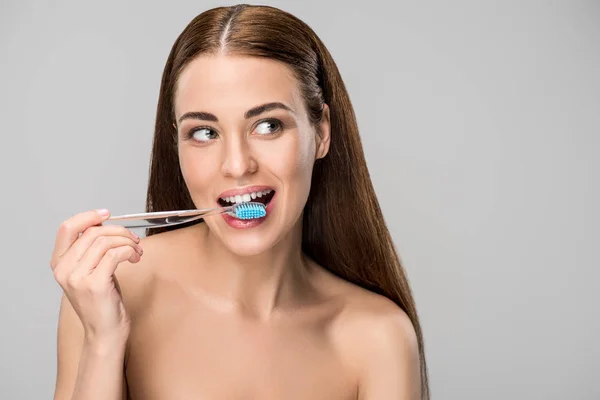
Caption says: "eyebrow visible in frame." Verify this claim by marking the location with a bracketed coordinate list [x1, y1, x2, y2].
[177, 102, 294, 124]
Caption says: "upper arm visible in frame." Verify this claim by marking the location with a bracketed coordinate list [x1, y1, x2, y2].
[356, 309, 422, 400]
[54, 294, 128, 400]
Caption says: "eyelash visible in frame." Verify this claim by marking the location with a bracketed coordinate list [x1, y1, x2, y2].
[185, 118, 284, 142]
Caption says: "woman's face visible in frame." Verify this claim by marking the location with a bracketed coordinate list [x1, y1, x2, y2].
[173, 54, 330, 256]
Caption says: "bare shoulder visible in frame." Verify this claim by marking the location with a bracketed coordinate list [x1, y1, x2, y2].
[313, 266, 416, 344]
[326, 276, 419, 357]
[314, 267, 422, 398]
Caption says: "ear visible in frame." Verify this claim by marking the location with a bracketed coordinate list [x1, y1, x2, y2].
[315, 104, 331, 160]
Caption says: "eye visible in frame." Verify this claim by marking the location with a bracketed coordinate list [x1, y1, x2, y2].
[254, 119, 282, 135]
[188, 127, 218, 142]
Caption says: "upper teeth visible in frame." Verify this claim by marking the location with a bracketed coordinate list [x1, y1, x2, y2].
[221, 190, 273, 204]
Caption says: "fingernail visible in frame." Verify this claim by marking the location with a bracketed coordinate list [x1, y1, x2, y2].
[97, 209, 110, 217]
[131, 231, 139, 240]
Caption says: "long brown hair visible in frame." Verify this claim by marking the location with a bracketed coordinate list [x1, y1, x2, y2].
[145, 4, 429, 398]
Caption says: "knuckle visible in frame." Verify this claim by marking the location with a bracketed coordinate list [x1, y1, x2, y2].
[114, 225, 132, 236]
[122, 247, 134, 259]
[105, 248, 120, 262]
[81, 226, 99, 239]
[66, 274, 80, 290]
[127, 249, 138, 261]
[96, 235, 109, 245]
[115, 225, 129, 235]
[57, 221, 73, 236]
[53, 268, 66, 284]
[116, 226, 135, 240]
[94, 235, 111, 248]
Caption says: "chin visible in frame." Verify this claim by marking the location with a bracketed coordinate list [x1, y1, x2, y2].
[207, 213, 299, 257]
[218, 230, 280, 257]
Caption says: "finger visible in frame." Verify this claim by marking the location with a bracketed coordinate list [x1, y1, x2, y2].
[51, 209, 110, 270]
[61, 225, 140, 265]
[72, 236, 142, 278]
[93, 245, 141, 278]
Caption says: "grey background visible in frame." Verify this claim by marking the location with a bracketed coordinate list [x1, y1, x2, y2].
[1, 0, 598, 399]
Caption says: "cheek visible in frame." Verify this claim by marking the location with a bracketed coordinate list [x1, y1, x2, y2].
[292, 128, 318, 180]
[257, 130, 316, 188]
[178, 146, 219, 194]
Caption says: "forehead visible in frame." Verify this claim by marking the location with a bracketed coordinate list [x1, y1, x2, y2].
[174, 54, 301, 116]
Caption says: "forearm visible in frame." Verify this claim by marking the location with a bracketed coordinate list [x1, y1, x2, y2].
[70, 337, 126, 400]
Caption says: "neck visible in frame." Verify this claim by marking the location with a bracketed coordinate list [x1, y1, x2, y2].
[190, 220, 310, 318]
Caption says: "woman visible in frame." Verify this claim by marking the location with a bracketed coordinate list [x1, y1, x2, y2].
[50, 4, 429, 399]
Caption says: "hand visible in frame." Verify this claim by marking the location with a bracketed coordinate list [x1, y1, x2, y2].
[50, 209, 143, 344]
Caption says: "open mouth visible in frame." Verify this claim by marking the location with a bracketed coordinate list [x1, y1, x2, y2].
[217, 189, 276, 209]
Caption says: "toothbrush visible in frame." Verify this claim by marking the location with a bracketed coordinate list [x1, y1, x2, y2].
[104, 202, 266, 229]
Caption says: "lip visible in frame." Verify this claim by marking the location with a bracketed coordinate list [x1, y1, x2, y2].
[216, 185, 275, 201]
[220, 191, 277, 229]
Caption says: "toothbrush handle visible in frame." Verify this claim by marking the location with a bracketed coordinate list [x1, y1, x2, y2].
[105, 205, 234, 229]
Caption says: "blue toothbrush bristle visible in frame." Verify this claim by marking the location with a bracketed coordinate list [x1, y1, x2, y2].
[234, 202, 267, 220]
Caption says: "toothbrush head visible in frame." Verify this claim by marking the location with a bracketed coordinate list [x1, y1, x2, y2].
[232, 202, 267, 220]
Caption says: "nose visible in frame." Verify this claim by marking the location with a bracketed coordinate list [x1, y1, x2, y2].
[220, 135, 257, 178]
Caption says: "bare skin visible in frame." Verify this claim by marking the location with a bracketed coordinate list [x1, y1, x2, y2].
[55, 223, 419, 399]
[52, 54, 421, 399]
